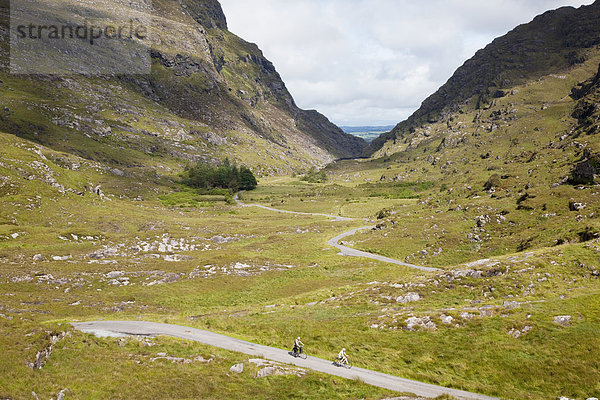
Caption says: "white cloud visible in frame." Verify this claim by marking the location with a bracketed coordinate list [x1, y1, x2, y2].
[219, 0, 595, 126]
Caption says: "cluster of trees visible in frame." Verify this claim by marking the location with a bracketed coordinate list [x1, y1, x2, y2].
[182, 159, 258, 191]
[300, 167, 328, 183]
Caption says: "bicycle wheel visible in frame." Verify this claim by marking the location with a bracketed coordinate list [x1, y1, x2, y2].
[344, 360, 352, 369]
[299, 351, 307, 360]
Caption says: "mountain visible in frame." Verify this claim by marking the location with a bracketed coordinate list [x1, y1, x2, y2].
[371, 1, 600, 154]
[0, 0, 365, 179]
[353, 0, 600, 263]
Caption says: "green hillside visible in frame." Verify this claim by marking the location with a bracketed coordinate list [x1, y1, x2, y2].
[1, 1, 599, 400]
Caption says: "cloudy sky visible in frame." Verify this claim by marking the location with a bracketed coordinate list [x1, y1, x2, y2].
[219, 0, 595, 126]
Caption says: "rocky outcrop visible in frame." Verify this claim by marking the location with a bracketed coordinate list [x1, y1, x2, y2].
[26, 332, 69, 370]
[571, 64, 600, 135]
[372, 1, 600, 153]
[570, 150, 600, 184]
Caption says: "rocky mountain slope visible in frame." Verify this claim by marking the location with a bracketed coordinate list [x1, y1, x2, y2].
[371, 0, 600, 153]
[0, 0, 365, 179]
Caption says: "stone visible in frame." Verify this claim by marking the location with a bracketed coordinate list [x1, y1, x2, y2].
[56, 389, 70, 400]
[230, 363, 244, 373]
[405, 316, 436, 331]
[105, 271, 125, 279]
[554, 315, 572, 325]
[256, 366, 277, 378]
[569, 201, 586, 211]
[460, 312, 475, 320]
[440, 314, 454, 325]
[396, 293, 421, 303]
[210, 235, 238, 244]
[571, 159, 597, 184]
[503, 301, 521, 310]
[33, 254, 44, 261]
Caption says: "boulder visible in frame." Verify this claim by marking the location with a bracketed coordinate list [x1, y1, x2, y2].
[405, 316, 436, 331]
[105, 271, 125, 279]
[554, 315, 572, 326]
[396, 293, 421, 303]
[569, 201, 586, 212]
[256, 366, 277, 378]
[229, 363, 244, 374]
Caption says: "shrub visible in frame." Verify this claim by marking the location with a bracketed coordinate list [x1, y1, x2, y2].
[301, 167, 328, 183]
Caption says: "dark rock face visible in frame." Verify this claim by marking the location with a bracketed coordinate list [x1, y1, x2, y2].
[0, 0, 366, 169]
[571, 64, 600, 135]
[182, 0, 229, 30]
[372, 1, 600, 153]
[570, 151, 599, 185]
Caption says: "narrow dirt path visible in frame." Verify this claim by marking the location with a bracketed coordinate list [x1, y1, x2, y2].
[72, 321, 498, 400]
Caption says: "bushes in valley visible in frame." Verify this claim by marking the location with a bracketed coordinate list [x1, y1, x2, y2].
[182, 158, 257, 192]
[301, 167, 328, 183]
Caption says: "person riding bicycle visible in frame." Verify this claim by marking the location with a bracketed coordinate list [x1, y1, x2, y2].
[337, 348, 348, 365]
[293, 337, 304, 355]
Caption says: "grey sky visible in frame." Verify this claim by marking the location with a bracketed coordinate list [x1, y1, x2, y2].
[219, 0, 595, 126]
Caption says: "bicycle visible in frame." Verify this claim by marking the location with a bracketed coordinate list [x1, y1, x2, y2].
[292, 346, 307, 359]
[333, 357, 352, 369]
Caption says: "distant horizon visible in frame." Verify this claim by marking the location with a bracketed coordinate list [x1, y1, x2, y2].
[220, 0, 595, 126]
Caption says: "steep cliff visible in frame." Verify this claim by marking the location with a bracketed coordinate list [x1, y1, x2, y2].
[0, 0, 365, 178]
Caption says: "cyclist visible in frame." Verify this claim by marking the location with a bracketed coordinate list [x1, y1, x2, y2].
[293, 337, 304, 355]
[337, 348, 348, 365]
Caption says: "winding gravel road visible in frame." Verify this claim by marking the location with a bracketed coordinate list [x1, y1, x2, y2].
[72, 321, 497, 400]
[235, 193, 439, 272]
[328, 227, 440, 272]
[234, 193, 352, 221]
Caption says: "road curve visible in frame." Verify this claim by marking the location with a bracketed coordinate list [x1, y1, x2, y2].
[72, 321, 498, 400]
[234, 193, 352, 221]
[328, 227, 440, 272]
[234, 193, 438, 272]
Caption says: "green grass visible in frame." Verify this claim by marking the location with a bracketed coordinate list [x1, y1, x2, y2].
[1, 38, 600, 400]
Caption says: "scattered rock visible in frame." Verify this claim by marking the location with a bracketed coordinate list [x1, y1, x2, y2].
[503, 301, 521, 310]
[475, 215, 490, 227]
[210, 235, 239, 244]
[89, 248, 119, 259]
[56, 388, 70, 400]
[508, 326, 532, 338]
[460, 312, 475, 320]
[248, 358, 306, 378]
[569, 201, 586, 212]
[150, 354, 213, 364]
[405, 316, 436, 331]
[105, 271, 124, 279]
[230, 363, 244, 374]
[440, 314, 454, 325]
[396, 293, 421, 303]
[554, 315, 572, 326]
[26, 332, 69, 370]
[32, 254, 44, 262]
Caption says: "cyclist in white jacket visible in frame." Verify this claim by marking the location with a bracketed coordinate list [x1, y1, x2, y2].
[337, 348, 348, 365]
[293, 337, 304, 354]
